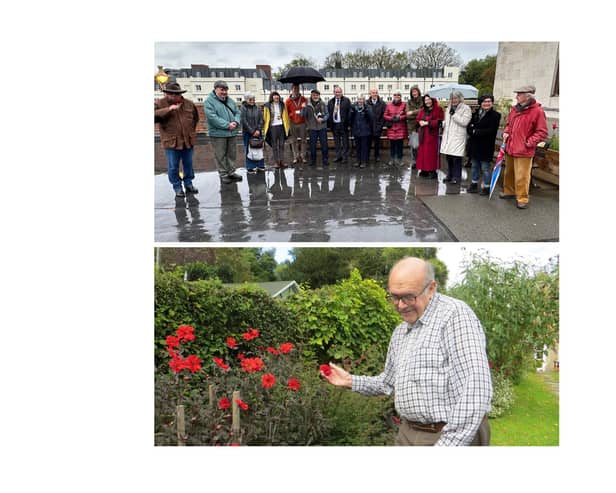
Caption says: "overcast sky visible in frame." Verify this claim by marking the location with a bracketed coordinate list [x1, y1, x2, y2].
[155, 42, 498, 72]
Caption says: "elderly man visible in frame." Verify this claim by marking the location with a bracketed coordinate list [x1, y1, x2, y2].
[154, 81, 200, 197]
[327, 86, 352, 164]
[366, 88, 386, 164]
[204, 80, 243, 184]
[285, 84, 308, 165]
[501, 85, 548, 209]
[322, 257, 493, 446]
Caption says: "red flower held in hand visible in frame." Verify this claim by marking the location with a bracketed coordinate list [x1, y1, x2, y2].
[218, 397, 231, 410]
[261, 373, 276, 388]
[287, 378, 301, 391]
[213, 357, 230, 371]
[279, 342, 294, 354]
[226, 337, 238, 349]
[319, 364, 332, 376]
[176, 325, 195, 341]
[236, 399, 249, 411]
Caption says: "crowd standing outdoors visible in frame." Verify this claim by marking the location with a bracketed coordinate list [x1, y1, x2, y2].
[156, 79, 548, 209]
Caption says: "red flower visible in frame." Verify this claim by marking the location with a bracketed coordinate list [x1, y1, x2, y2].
[218, 397, 231, 410]
[552, 122, 558, 130]
[237, 353, 245, 360]
[287, 378, 301, 391]
[266, 346, 279, 356]
[169, 356, 185, 373]
[166, 335, 180, 348]
[319, 364, 332, 376]
[176, 325, 195, 341]
[242, 328, 260, 341]
[184, 355, 202, 373]
[236, 398, 249, 411]
[489, 361, 494, 369]
[241, 357, 264, 373]
[229, 443, 240, 446]
[213, 357, 230, 371]
[226, 337, 238, 349]
[261, 373, 276, 388]
[279, 342, 294, 354]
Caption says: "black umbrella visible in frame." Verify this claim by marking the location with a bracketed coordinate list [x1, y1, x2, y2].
[278, 66, 325, 84]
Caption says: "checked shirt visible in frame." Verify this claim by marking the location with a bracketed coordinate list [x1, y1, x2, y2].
[352, 292, 493, 446]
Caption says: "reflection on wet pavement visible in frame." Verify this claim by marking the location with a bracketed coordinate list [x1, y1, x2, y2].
[154, 164, 469, 242]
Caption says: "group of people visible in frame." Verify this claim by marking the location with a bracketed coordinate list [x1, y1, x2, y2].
[155, 79, 548, 208]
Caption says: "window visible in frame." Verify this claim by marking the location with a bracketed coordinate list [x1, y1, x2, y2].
[351, 84, 356, 90]
[360, 84, 365, 90]
[197, 98, 203, 102]
[211, 71, 216, 77]
[237, 98, 242, 102]
[387, 84, 393, 90]
[387, 96, 392, 101]
[195, 84, 202, 91]
[378, 84, 383, 90]
[324, 84, 330, 90]
[253, 72, 257, 77]
[195, 71, 201, 77]
[448, 72, 453, 78]
[235, 85, 241, 91]
[234, 72, 239, 77]
[219, 71, 224, 77]
[404, 84, 409, 90]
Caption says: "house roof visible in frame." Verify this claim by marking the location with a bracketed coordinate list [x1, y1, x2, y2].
[222, 280, 299, 298]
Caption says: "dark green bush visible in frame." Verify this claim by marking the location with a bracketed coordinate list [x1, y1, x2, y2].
[155, 271, 300, 367]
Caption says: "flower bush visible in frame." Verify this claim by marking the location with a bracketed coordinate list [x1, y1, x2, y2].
[489, 369, 515, 418]
[155, 323, 332, 446]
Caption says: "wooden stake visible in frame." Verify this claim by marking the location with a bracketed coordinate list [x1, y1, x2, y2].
[209, 384, 215, 408]
[176, 404, 186, 446]
[232, 390, 241, 436]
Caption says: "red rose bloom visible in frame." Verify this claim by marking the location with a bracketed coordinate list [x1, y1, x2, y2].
[266, 346, 279, 356]
[236, 399, 249, 411]
[226, 337, 238, 349]
[261, 373, 276, 388]
[279, 342, 294, 354]
[319, 364, 332, 376]
[218, 397, 231, 410]
[169, 356, 185, 373]
[166, 335, 180, 348]
[287, 378, 301, 391]
[241, 328, 260, 341]
[238, 353, 245, 360]
[213, 357, 230, 371]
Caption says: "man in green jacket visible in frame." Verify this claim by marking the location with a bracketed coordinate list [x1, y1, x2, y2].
[204, 80, 243, 184]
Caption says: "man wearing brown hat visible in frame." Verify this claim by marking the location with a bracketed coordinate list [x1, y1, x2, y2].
[501, 85, 547, 209]
[155, 81, 200, 197]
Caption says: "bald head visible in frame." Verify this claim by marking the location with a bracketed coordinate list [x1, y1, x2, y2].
[388, 257, 437, 324]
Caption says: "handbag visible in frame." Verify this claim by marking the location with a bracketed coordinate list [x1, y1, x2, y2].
[410, 132, 419, 149]
[384, 120, 393, 128]
[247, 146, 264, 160]
[249, 137, 264, 148]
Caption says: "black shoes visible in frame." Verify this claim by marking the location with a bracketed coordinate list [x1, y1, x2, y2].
[175, 189, 185, 198]
[479, 187, 489, 196]
[467, 183, 479, 193]
[185, 185, 199, 194]
[516, 201, 528, 209]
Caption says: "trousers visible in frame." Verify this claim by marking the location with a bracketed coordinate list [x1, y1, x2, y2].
[395, 415, 490, 446]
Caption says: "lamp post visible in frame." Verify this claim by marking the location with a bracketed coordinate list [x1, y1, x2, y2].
[155, 65, 169, 91]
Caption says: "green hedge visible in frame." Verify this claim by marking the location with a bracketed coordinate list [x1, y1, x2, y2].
[155, 272, 300, 367]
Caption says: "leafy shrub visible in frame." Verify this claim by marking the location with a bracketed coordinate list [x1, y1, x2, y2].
[284, 269, 400, 371]
[447, 253, 559, 383]
[154, 271, 300, 367]
[489, 370, 515, 418]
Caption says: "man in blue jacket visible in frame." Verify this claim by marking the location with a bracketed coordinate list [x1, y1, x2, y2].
[204, 80, 243, 184]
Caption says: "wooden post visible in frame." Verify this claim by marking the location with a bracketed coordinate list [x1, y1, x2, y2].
[232, 390, 241, 437]
[176, 404, 186, 446]
[209, 384, 215, 408]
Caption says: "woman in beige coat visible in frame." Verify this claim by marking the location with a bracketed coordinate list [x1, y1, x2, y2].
[440, 90, 471, 185]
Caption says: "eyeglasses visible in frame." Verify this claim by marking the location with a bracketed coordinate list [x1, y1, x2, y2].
[387, 281, 432, 305]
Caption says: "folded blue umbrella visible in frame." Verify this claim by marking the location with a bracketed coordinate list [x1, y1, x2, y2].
[489, 142, 507, 199]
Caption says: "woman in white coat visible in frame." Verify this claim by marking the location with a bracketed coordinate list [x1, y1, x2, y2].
[440, 90, 471, 185]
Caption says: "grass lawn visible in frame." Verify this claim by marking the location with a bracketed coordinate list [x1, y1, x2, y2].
[490, 371, 559, 446]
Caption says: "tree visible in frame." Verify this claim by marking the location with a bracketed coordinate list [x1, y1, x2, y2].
[323, 50, 344, 69]
[274, 55, 318, 79]
[410, 42, 462, 69]
[459, 55, 497, 96]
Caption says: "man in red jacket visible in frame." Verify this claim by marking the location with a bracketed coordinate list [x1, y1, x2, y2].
[501, 85, 548, 209]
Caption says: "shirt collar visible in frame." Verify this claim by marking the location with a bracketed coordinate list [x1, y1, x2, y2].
[404, 292, 441, 332]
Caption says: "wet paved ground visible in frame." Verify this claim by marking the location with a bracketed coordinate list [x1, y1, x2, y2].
[154, 163, 558, 243]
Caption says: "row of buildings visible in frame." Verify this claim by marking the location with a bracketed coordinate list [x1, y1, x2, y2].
[154, 64, 461, 104]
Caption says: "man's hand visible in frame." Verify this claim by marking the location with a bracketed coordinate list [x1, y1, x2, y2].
[229, 121, 238, 130]
[321, 362, 352, 388]
[502, 132, 509, 142]
[169, 104, 181, 111]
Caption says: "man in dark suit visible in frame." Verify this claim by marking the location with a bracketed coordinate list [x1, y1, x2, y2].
[327, 86, 352, 164]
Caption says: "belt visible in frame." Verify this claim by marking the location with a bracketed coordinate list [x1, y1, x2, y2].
[405, 419, 446, 433]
